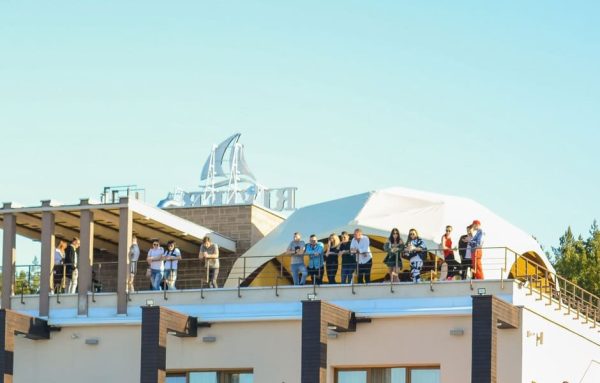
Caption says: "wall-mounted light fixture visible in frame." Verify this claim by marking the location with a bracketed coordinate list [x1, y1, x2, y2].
[85, 338, 99, 345]
[477, 288, 486, 295]
[449, 328, 465, 336]
[202, 336, 217, 343]
[145, 299, 155, 306]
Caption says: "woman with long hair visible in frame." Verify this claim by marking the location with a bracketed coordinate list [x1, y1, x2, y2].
[339, 232, 355, 284]
[383, 228, 404, 282]
[53, 239, 67, 293]
[325, 234, 340, 284]
[405, 228, 427, 283]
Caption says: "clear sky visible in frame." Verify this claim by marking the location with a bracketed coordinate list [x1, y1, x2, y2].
[1, 1, 599, 264]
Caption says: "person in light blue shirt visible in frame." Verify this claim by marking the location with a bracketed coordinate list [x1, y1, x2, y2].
[305, 234, 325, 285]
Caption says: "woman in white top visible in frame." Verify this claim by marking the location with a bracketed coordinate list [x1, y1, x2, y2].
[53, 240, 67, 293]
[147, 239, 165, 290]
[199, 236, 219, 288]
[164, 240, 182, 290]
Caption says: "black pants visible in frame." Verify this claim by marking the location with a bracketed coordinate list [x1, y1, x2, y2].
[357, 260, 372, 284]
[307, 266, 324, 285]
[326, 257, 338, 284]
[445, 257, 461, 278]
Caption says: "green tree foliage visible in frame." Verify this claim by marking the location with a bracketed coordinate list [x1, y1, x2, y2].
[552, 221, 600, 296]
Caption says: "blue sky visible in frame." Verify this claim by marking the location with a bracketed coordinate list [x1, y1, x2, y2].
[1, 1, 599, 264]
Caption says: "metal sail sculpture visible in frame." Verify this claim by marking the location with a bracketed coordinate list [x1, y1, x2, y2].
[158, 133, 295, 211]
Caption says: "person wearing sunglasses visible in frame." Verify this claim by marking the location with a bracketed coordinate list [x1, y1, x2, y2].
[350, 228, 372, 284]
[441, 225, 459, 280]
[405, 229, 427, 283]
[305, 235, 325, 285]
[147, 239, 165, 290]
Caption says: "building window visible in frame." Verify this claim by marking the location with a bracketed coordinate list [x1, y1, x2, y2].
[336, 367, 439, 383]
[167, 371, 253, 383]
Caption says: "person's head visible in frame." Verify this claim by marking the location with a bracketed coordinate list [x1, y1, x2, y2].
[132, 235, 138, 245]
[309, 234, 318, 245]
[408, 229, 419, 240]
[472, 220, 481, 230]
[71, 237, 80, 248]
[329, 233, 340, 247]
[57, 239, 67, 251]
[202, 236, 212, 246]
[151, 238, 160, 248]
[293, 232, 301, 242]
[341, 232, 350, 242]
[167, 240, 175, 250]
[445, 225, 453, 235]
[354, 228, 362, 240]
[466, 225, 473, 234]
[389, 228, 401, 243]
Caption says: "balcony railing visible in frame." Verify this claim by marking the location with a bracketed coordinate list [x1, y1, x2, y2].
[3, 246, 599, 329]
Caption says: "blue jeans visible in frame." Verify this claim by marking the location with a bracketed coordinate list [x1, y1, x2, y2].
[164, 269, 177, 290]
[151, 269, 163, 290]
[291, 263, 307, 285]
[341, 264, 355, 284]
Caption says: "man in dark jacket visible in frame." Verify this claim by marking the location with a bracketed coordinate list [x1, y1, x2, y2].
[64, 237, 80, 294]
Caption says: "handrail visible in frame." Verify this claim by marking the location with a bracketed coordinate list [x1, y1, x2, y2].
[7, 246, 600, 327]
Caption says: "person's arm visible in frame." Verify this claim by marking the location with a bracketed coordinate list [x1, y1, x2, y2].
[383, 241, 391, 252]
[204, 245, 219, 259]
[173, 249, 182, 261]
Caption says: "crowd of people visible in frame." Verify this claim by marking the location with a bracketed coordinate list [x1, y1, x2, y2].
[50, 220, 485, 293]
[285, 220, 485, 285]
[51, 235, 221, 294]
[139, 235, 220, 291]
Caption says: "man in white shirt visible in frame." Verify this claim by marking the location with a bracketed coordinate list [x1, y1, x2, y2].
[147, 239, 165, 290]
[350, 229, 372, 283]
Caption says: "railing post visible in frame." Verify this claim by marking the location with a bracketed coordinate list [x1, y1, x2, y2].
[430, 271, 434, 292]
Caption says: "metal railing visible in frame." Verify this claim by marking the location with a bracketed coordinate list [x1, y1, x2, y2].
[5, 246, 600, 327]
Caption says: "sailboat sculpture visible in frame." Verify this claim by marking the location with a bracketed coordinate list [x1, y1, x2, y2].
[200, 133, 258, 205]
[158, 133, 260, 208]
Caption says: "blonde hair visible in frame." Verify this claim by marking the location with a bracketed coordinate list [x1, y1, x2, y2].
[328, 234, 340, 249]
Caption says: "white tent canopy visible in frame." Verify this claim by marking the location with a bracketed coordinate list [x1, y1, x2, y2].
[225, 187, 552, 286]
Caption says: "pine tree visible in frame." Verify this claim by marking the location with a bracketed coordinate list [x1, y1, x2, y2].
[553, 222, 600, 296]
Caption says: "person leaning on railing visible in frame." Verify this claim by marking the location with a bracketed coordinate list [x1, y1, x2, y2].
[440, 225, 460, 280]
[339, 232, 355, 284]
[405, 229, 427, 283]
[147, 239, 165, 291]
[164, 240, 182, 290]
[383, 228, 404, 283]
[286, 232, 307, 285]
[325, 234, 340, 284]
[351, 228, 372, 284]
[305, 235, 325, 285]
[199, 236, 219, 288]
[52, 239, 67, 294]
